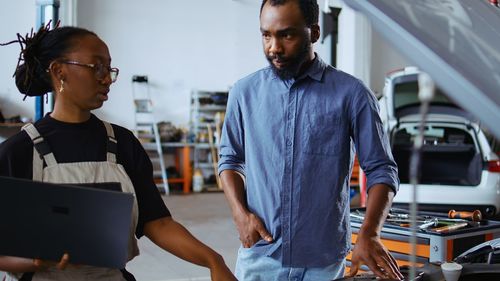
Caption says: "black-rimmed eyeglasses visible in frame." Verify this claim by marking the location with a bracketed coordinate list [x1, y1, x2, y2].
[61, 60, 119, 83]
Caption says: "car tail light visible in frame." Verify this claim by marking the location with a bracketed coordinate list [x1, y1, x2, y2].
[488, 160, 500, 172]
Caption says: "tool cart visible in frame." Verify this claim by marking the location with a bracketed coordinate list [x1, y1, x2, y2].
[348, 208, 500, 268]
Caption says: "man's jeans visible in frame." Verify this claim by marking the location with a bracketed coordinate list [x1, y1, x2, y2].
[235, 246, 345, 281]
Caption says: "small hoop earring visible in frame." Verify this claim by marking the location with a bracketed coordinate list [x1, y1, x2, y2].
[59, 80, 64, 93]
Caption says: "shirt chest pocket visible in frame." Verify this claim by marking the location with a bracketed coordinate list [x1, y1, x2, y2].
[302, 111, 342, 156]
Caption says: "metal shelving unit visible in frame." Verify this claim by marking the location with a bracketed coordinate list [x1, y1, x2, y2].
[189, 90, 228, 191]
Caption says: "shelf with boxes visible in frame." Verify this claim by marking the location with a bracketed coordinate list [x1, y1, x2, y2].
[189, 90, 228, 191]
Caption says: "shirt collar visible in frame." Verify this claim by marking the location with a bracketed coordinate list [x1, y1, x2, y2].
[268, 53, 326, 82]
[299, 53, 326, 82]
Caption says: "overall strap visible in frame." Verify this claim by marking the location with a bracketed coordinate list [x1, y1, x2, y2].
[102, 121, 117, 163]
[22, 123, 57, 181]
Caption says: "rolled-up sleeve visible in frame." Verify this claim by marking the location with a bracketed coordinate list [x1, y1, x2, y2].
[351, 82, 399, 194]
[218, 84, 246, 176]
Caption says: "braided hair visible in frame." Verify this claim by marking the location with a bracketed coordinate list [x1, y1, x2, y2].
[1, 22, 96, 99]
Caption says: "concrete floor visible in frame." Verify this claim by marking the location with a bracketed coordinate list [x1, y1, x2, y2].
[1, 192, 240, 281]
[127, 192, 240, 281]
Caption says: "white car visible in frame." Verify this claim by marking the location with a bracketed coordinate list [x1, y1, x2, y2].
[379, 67, 500, 218]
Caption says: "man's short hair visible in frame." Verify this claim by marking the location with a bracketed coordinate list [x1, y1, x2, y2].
[260, 0, 319, 27]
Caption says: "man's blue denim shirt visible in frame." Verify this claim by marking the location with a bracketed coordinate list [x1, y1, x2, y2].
[218, 55, 399, 268]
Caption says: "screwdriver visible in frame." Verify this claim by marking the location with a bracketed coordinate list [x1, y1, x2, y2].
[433, 222, 468, 233]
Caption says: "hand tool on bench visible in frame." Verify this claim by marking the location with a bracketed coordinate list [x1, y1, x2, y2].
[432, 222, 469, 233]
[448, 209, 482, 222]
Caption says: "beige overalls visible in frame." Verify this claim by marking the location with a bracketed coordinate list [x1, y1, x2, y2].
[6, 121, 139, 281]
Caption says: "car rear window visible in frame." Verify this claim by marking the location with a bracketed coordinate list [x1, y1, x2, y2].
[393, 125, 474, 146]
[394, 81, 455, 109]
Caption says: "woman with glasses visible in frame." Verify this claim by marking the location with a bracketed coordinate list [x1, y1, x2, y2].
[0, 25, 236, 281]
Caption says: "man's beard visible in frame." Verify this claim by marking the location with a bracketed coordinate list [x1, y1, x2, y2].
[266, 38, 311, 80]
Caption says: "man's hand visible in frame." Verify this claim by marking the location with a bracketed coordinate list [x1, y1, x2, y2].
[33, 253, 70, 271]
[350, 184, 403, 279]
[234, 211, 273, 248]
[349, 232, 402, 280]
[220, 170, 272, 248]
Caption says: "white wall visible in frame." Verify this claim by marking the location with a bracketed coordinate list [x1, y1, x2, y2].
[333, 0, 409, 96]
[0, 0, 332, 129]
[78, 0, 331, 129]
[370, 28, 409, 96]
[0, 0, 407, 128]
[335, 2, 371, 84]
[0, 1, 37, 121]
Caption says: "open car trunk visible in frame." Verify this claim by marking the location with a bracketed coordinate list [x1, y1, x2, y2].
[392, 122, 482, 186]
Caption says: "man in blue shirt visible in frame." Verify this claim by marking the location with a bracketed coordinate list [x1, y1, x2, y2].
[218, 0, 403, 280]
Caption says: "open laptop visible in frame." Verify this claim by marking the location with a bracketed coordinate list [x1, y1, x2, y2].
[0, 175, 134, 269]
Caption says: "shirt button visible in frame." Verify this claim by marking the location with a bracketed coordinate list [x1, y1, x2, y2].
[286, 140, 292, 146]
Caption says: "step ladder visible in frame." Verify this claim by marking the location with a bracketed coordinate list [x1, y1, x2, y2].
[132, 75, 169, 194]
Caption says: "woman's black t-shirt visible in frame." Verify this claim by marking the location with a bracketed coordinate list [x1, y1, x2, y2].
[0, 113, 171, 238]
